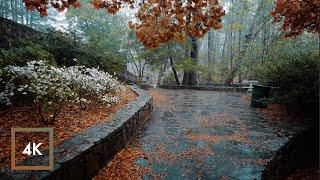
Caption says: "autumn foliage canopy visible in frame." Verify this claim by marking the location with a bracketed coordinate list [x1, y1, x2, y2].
[23, 0, 320, 48]
[271, 0, 320, 38]
[128, 0, 225, 49]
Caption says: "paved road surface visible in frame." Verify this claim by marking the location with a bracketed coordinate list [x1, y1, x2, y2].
[96, 89, 303, 180]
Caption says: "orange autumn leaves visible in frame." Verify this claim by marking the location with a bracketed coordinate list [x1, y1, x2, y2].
[271, 0, 320, 38]
[22, 0, 224, 49]
[92, 0, 134, 14]
[23, 0, 81, 16]
[129, 0, 225, 49]
[22, 0, 320, 49]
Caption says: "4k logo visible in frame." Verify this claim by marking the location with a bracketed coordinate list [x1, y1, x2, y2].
[22, 142, 43, 156]
[11, 128, 53, 170]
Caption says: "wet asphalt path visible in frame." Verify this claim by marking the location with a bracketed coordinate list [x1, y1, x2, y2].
[105, 89, 303, 179]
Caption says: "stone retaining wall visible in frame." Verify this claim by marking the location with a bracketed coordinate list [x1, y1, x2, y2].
[0, 17, 40, 49]
[0, 86, 153, 180]
[159, 85, 249, 92]
[262, 127, 319, 179]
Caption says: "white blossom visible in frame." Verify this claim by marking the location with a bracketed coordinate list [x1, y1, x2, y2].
[0, 60, 126, 107]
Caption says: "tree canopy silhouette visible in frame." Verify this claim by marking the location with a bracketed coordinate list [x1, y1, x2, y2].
[23, 0, 319, 48]
[23, 0, 224, 49]
[271, 0, 320, 38]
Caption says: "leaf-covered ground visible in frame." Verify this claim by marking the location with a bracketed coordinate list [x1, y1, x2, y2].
[0, 88, 137, 168]
[94, 89, 306, 179]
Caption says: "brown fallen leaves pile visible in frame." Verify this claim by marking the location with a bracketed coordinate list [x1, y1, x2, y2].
[149, 89, 174, 110]
[0, 88, 137, 168]
[186, 133, 249, 144]
[240, 94, 251, 103]
[260, 103, 288, 120]
[286, 168, 320, 180]
[153, 142, 214, 166]
[260, 103, 303, 122]
[149, 89, 168, 104]
[94, 141, 216, 179]
[197, 112, 233, 128]
[94, 141, 151, 180]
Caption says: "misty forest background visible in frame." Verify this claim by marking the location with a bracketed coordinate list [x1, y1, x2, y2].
[0, 0, 319, 115]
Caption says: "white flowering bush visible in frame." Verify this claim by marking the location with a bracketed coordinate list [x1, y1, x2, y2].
[0, 60, 125, 124]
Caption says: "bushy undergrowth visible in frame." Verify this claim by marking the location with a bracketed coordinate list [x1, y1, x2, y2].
[0, 31, 125, 73]
[0, 60, 125, 124]
[162, 73, 177, 86]
[0, 42, 56, 67]
[255, 45, 319, 115]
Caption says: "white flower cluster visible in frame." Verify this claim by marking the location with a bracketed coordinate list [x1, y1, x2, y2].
[60, 65, 125, 95]
[101, 95, 119, 107]
[0, 60, 125, 106]
[0, 79, 15, 105]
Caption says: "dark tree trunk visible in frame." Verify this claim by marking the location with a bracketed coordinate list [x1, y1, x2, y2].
[182, 72, 190, 85]
[318, 34, 320, 57]
[182, 38, 198, 85]
[189, 72, 197, 85]
[170, 58, 180, 85]
[189, 38, 198, 85]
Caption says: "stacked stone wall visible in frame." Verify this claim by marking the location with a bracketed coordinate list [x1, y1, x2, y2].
[0, 17, 40, 49]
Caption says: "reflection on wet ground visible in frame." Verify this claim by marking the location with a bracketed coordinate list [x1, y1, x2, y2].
[97, 89, 305, 180]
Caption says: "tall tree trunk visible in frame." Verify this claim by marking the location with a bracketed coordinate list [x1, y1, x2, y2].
[261, 22, 267, 65]
[0, 0, 4, 17]
[182, 72, 189, 85]
[30, 12, 34, 27]
[188, 37, 198, 85]
[156, 66, 163, 87]
[10, 0, 14, 20]
[212, 32, 215, 73]
[221, 32, 228, 84]
[182, 39, 191, 85]
[207, 31, 213, 82]
[21, 0, 25, 24]
[170, 58, 180, 85]
[238, 14, 243, 84]
[225, 29, 234, 85]
[4, 0, 8, 18]
[157, 60, 168, 87]
[318, 34, 320, 57]
[14, 0, 18, 22]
